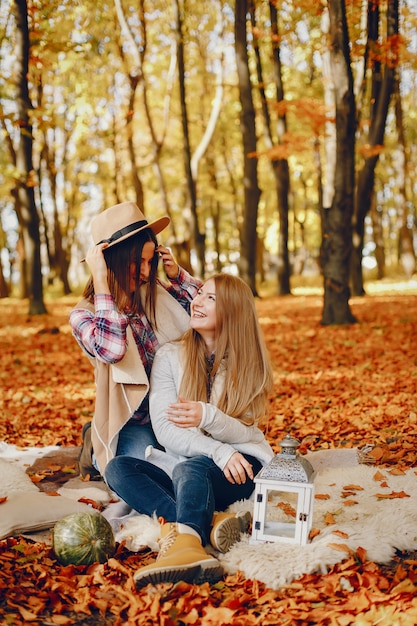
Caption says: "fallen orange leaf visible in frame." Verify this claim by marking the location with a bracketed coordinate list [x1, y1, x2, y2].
[78, 497, 101, 509]
[327, 543, 352, 554]
[2, 294, 417, 625]
[51, 616, 73, 625]
[373, 470, 386, 481]
[388, 468, 406, 475]
[29, 474, 46, 483]
[45, 464, 63, 472]
[332, 530, 349, 538]
[277, 501, 297, 517]
[324, 513, 336, 525]
[375, 490, 410, 499]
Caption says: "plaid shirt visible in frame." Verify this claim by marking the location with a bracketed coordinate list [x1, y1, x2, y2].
[70, 268, 201, 423]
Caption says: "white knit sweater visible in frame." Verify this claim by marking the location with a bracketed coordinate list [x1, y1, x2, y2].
[149, 341, 274, 472]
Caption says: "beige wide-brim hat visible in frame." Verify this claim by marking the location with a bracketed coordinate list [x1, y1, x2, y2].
[90, 201, 170, 250]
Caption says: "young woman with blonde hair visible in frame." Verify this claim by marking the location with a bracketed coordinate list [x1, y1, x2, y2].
[105, 273, 274, 588]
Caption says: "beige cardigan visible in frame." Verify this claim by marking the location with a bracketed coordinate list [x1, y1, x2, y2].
[75, 285, 191, 473]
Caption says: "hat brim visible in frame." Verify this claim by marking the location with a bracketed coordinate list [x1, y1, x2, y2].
[80, 215, 170, 262]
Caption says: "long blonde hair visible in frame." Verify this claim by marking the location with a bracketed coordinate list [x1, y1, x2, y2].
[179, 273, 273, 426]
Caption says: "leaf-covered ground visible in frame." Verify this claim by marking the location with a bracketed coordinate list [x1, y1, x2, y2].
[0, 289, 417, 625]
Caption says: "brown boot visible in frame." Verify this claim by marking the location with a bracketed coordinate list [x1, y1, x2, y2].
[78, 422, 101, 481]
[134, 522, 224, 589]
[210, 511, 252, 553]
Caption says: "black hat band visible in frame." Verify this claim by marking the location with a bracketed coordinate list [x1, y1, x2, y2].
[98, 219, 149, 245]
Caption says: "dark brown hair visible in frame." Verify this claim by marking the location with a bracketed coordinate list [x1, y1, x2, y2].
[82, 229, 159, 325]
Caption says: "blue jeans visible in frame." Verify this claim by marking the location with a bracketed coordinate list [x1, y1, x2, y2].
[116, 419, 160, 458]
[104, 453, 262, 545]
[92, 420, 158, 474]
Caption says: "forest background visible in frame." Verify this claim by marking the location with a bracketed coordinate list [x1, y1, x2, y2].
[0, 0, 417, 322]
[1, 1, 417, 623]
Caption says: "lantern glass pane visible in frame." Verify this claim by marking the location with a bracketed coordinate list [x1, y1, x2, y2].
[264, 488, 299, 538]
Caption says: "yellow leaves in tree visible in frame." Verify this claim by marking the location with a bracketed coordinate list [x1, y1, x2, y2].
[358, 143, 385, 159]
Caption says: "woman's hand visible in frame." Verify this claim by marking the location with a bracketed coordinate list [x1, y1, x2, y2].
[157, 245, 179, 279]
[85, 243, 111, 294]
[166, 396, 202, 427]
[223, 452, 254, 485]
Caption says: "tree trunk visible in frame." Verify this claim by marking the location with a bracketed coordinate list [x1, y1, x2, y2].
[394, 77, 415, 277]
[350, 0, 398, 295]
[370, 192, 386, 279]
[114, 0, 145, 211]
[320, 0, 357, 325]
[269, 2, 291, 295]
[126, 74, 145, 211]
[250, 1, 291, 294]
[187, 1, 225, 274]
[115, 0, 180, 244]
[0, 258, 9, 298]
[38, 129, 71, 295]
[173, 0, 205, 277]
[0, 219, 10, 297]
[235, 0, 260, 295]
[14, 0, 47, 315]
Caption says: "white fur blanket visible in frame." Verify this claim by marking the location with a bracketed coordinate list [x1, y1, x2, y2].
[220, 463, 417, 589]
[107, 449, 417, 589]
[2, 443, 416, 590]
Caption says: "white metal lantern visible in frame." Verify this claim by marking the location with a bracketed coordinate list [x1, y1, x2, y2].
[251, 435, 315, 545]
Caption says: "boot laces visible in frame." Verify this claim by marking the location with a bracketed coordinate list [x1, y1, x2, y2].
[157, 523, 177, 560]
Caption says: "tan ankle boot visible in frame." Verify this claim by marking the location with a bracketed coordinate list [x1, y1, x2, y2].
[210, 511, 252, 553]
[134, 522, 224, 589]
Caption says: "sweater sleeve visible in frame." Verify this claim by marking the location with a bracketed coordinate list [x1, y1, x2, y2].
[199, 403, 265, 445]
[149, 346, 237, 470]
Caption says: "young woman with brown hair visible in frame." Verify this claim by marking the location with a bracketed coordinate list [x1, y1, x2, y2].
[69, 201, 201, 478]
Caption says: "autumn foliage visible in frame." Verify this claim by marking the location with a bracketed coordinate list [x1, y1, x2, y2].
[0, 291, 416, 624]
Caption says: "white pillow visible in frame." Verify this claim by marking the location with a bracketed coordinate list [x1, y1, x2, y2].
[0, 458, 39, 496]
[0, 492, 93, 540]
